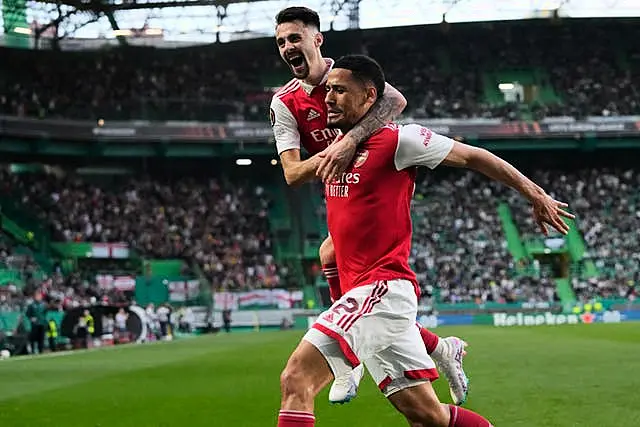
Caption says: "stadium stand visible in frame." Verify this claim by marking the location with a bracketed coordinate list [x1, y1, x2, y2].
[311, 159, 640, 307]
[410, 170, 558, 306]
[0, 226, 50, 304]
[507, 168, 639, 301]
[1, 20, 639, 121]
[0, 19, 637, 330]
[1, 159, 637, 308]
[0, 233, 30, 311]
[0, 166, 287, 292]
[2, 4, 640, 422]
[0, 232, 132, 314]
[314, 169, 561, 306]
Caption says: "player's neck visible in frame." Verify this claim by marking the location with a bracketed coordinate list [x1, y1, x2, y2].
[302, 56, 330, 87]
[337, 125, 352, 134]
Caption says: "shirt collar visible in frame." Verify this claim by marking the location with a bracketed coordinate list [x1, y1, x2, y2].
[300, 57, 334, 95]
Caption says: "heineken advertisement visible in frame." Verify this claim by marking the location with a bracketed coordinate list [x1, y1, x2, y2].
[416, 310, 640, 329]
[488, 311, 622, 327]
[297, 310, 640, 331]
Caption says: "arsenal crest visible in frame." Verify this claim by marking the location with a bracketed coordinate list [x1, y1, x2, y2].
[353, 149, 369, 168]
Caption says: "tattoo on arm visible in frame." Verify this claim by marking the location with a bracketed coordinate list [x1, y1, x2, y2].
[346, 96, 400, 145]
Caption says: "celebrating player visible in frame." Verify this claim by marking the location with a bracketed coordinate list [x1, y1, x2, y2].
[270, 6, 469, 406]
[276, 54, 574, 427]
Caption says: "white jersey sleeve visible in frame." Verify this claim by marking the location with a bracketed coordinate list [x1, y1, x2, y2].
[270, 96, 301, 155]
[394, 123, 455, 170]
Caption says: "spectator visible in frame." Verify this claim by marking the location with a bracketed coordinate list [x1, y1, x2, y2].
[1, 20, 638, 121]
[0, 167, 288, 292]
[25, 292, 47, 354]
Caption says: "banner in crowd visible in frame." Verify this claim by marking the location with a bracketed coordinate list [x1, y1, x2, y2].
[167, 279, 200, 302]
[52, 242, 130, 259]
[214, 289, 304, 310]
[96, 274, 136, 291]
[3, 114, 640, 142]
[91, 243, 130, 259]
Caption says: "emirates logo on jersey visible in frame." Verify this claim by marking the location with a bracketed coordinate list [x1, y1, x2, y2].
[353, 149, 369, 168]
[311, 128, 341, 145]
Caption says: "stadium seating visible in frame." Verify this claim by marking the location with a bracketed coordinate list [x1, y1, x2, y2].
[409, 170, 559, 305]
[319, 166, 638, 306]
[0, 20, 639, 308]
[0, 229, 47, 310]
[2, 8, 640, 419]
[1, 20, 639, 121]
[1, 167, 287, 293]
[507, 168, 639, 301]
[1, 159, 637, 308]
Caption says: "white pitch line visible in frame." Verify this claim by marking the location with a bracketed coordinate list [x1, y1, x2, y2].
[0, 340, 171, 363]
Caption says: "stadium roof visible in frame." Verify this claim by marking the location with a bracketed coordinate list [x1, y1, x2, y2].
[41, 0, 261, 12]
[4, 0, 640, 47]
[15, 0, 367, 45]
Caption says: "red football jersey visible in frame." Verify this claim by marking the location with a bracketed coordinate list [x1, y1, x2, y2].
[270, 59, 340, 155]
[325, 123, 455, 296]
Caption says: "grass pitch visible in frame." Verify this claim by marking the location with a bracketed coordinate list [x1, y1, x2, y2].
[1, 323, 639, 426]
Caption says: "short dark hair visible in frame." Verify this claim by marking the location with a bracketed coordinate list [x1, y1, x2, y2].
[333, 54, 386, 100]
[275, 7, 321, 30]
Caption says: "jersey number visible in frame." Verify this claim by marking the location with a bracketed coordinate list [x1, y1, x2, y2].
[332, 297, 359, 314]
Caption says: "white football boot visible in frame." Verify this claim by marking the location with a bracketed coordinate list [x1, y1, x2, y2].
[328, 364, 365, 404]
[432, 336, 470, 406]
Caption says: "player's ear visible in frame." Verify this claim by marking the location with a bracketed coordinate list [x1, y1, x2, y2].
[365, 85, 377, 105]
[315, 31, 323, 48]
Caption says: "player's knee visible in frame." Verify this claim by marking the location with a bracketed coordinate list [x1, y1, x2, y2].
[319, 237, 335, 265]
[280, 356, 312, 401]
[420, 403, 450, 427]
[400, 401, 449, 427]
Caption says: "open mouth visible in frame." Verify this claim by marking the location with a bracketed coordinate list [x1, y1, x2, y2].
[327, 110, 342, 119]
[290, 56, 304, 67]
[287, 53, 306, 69]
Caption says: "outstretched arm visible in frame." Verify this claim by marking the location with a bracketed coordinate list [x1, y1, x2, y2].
[316, 83, 407, 183]
[441, 143, 544, 202]
[394, 124, 575, 236]
[443, 143, 574, 235]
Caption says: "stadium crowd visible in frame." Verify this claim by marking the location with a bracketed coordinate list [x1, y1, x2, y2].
[0, 168, 287, 292]
[0, 235, 124, 312]
[0, 163, 637, 307]
[1, 18, 639, 305]
[0, 236, 36, 312]
[409, 170, 558, 306]
[508, 167, 640, 301]
[409, 165, 638, 305]
[1, 20, 639, 122]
